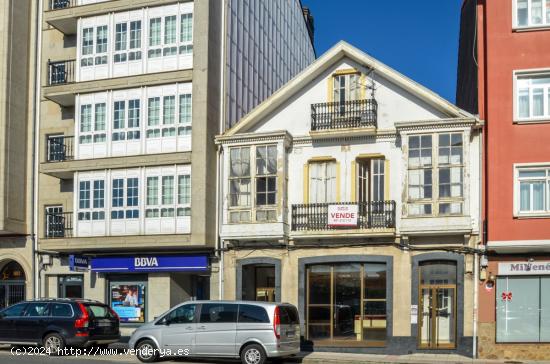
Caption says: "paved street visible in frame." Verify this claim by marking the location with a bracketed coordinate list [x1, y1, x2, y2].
[3, 345, 550, 364]
[0, 346, 298, 364]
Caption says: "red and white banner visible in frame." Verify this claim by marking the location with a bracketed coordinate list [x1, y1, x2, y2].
[328, 205, 358, 227]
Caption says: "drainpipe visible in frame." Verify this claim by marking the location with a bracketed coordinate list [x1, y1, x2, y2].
[216, 0, 228, 300]
[216, 144, 224, 300]
[32, 0, 44, 299]
[473, 121, 483, 359]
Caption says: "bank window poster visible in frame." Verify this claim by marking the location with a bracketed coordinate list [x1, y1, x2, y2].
[110, 284, 146, 323]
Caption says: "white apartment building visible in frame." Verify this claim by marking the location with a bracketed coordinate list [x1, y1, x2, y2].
[38, 0, 314, 328]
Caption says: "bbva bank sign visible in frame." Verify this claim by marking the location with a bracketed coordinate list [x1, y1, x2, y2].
[91, 255, 209, 273]
[135, 257, 158, 267]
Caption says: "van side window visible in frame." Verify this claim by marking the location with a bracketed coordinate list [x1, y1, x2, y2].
[199, 303, 237, 323]
[167, 304, 196, 324]
[238, 304, 269, 323]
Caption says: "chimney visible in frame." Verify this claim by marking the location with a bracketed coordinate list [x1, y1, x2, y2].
[302, 6, 314, 44]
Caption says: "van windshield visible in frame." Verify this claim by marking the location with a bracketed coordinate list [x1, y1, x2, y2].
[278, 305, 299, 325]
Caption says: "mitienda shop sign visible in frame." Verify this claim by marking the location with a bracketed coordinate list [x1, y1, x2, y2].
[499, 261, 550, 275]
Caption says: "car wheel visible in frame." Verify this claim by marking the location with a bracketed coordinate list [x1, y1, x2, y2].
[43, 333, 65, 355]
[241, 344, 266, 364]
[135, 339, 159, 363]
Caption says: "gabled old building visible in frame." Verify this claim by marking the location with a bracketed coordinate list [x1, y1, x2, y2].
[217, 42, 482, 355]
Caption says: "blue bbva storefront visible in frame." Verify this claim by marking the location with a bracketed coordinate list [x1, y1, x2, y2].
[89, 254, 210, 325]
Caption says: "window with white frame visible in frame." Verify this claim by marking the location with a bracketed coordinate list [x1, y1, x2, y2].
[145, 172, 191, 218]
[229, 147, 251, 222]
[516, 74, 550, 121]
[114, 20, 142, 63]
[516, 166, 550, 214]
[179, 13, 193, 55]
[146, 92, 191, 138]
[78, 5, 194, 81]
[74, 167, 190, 236]
[111, 178, 139, 219]
[76, 86, 192, 159]
[79, 103, 107, 144]
[81, 25, 108, 67]
[407, 133, 464, 216]
[148, 11, 193, 59]
[113, 99, 140, 141]
[78, 179, 105, 221]
[228, 145, 278, 223]
[515, 0, 550, 28]
[309, 161, 336, 204]
[255, 145, 277, 221]
[333, 73, 360, 105]
[177, 174, 191, 217]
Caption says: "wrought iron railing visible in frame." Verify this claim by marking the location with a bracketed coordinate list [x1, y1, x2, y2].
[291, 201, 396, 231]
[49, 0, 74, 10]
[311, 99, 378, 131]
[47, 59, 76, 85]
[45, 212, 73, 238]
[47, 136, 74, 162]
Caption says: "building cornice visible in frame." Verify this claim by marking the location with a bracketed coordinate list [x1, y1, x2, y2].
[395, 117, 481, 132]
[215, 130, 292, 145]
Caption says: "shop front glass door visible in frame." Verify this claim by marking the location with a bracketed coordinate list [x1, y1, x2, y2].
[419, 287, 456, 348]
[306, 263, 387, 347]
[418, 261, 457, 349]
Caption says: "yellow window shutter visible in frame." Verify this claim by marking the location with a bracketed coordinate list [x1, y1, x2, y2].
[384, 159, 390, 201]
[336, 161, 341, 202]
[351, 160, 357, 202]
[303, 163, 309, 204]
[327, 76, 333, 102]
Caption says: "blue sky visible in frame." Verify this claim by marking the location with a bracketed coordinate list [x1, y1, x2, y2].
[305, 0, 463, 103]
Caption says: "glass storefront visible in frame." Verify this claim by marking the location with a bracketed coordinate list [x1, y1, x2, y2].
[496, 276, 550, 343]
[242, 264, 276, 302]
[306, 263, 387, 347]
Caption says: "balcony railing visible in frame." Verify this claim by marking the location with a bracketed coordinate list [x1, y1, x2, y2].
[45, 212, 73, 238]
[291, 201, 396, 231]
[49, 0, 74, 9]
[47, 59, 76, 85]
[311, 99, 378, 131]
[47, 136, 74, 162]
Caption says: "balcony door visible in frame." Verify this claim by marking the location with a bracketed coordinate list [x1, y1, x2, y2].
[333, 74, 360, 104]
[309, 161, 337, 204]
[357, 159, 385, 225]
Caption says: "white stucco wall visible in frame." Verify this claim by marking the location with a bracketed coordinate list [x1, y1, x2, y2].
[220, 56, 481, 240]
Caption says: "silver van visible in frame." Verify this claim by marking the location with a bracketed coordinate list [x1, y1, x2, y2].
[128, 300, 300, 364]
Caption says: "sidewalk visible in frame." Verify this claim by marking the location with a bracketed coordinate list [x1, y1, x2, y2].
[295, 351, 547, 364]
[113, 338, 546, 364]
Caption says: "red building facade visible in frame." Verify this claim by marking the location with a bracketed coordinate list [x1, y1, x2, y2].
[458, 0, 550, 360]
